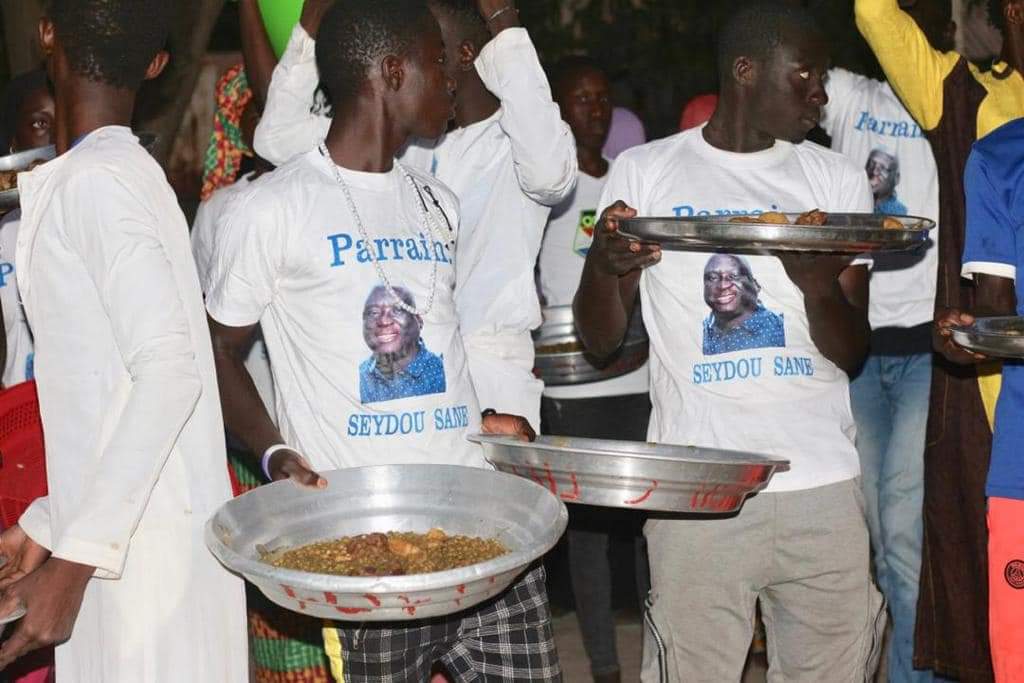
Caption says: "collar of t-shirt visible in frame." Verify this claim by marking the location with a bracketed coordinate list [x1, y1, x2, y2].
[690, 129, 796, 169]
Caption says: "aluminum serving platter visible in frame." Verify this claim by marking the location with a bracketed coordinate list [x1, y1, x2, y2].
[533, 305, 648, 386]
[469, 434, 789, 514]
[951, 316, 1024, 359]
[0, 145, 56, 210]
[205, 464, 568, 621]
[619, 213, 935, 254]
[0, 133, 157, 211]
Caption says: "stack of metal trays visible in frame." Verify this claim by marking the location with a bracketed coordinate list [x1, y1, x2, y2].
[205, 464, 568, 621]
[951, 316, 1024, 359]
[470, 434, 789, 514]
[533, 304, 648, 385]
[618, 213, 935, 254]
[0, 145, 56, 211]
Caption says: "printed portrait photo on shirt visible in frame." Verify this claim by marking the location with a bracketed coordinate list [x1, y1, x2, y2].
[702, 254, 786, 356]
[359, 285, 446, 404]
[865, 148, 907, 216]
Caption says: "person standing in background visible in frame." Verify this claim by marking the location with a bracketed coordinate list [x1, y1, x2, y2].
[0, 0, 247, 678]
[538, 55, 650, 683]
[855, 0, 1024, 678]
[820, 3, 950, 680]
[0, 70, 51, 389]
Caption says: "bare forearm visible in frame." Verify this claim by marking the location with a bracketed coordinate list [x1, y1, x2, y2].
[212, 349, 282, 461]
[804, 283, 870, 375]
[239, 0, 278, 105]
[574, 261, 639, 360]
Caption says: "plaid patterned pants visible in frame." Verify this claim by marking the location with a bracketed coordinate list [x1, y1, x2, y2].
[322, 564, 560, 682]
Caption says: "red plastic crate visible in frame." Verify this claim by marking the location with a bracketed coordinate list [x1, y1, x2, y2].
[0, 381, 47, 529]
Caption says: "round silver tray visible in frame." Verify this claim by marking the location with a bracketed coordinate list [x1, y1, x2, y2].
[534, 305, 648, 385]
[619, 213, 935, 253]
[205, 464, 568, 621]
[469, 434, 789, 513]
[951, 316, 1024, 359]
[0, 133, 157, 211]
[0, 145, 57, 210]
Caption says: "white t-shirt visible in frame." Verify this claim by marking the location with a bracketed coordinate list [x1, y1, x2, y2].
[253, 26, 577, 341]
[538, 167, 649, 399]
[205, 150, 486, 472]
[192, 174, 276, 416]
[822, 67, 939, 329]
[599, 128, 872, 492]
[0, 210, 34, 385]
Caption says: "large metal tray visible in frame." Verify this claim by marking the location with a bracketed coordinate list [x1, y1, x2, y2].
[0, 145, 57, 210]
[951, 316, 1024, 359]
[619, 213, 935, 254]
[205, 464, 567, 621]
[533, 305, 648, 385]
[0, 133, 157, 211]
[469, 434, 789, 513]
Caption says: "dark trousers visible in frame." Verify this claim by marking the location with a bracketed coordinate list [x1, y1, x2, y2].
[541, 393, 652, 676]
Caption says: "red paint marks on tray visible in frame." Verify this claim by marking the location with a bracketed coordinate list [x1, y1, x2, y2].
[297, 601, 307, 611]
[560, 472, 581, 501]
[324, 592, 337, 605]
[689, 482, 748, 512]
[456, 584, 466, 594]
[364, 594, 381, 607]
[336, 606, 371, 615]
[281, 585, 297, 598]
[405, 606, 417, 616]
[624, 480, 658, 505]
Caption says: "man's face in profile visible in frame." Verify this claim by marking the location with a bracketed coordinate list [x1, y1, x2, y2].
[866, 150, 899, 199]
[704, 254, 759, 321]
[363, 289, 421, 361]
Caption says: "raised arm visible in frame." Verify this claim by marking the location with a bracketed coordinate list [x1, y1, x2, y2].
[252, 22, 331, 165]
[474, 1, 577, 206]
[854, 0, 960, 131]
[238, 0, 278, 105]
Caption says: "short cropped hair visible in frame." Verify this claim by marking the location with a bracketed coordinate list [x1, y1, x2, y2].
[49, 0, 172, 90]
[716, 1, 822, 81]
[547, 55, 606, 99]
[315, 0, 434, 107]
[426, 0, 490, 47]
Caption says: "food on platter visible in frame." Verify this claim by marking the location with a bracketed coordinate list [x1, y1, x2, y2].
[261, 529, 508, 577]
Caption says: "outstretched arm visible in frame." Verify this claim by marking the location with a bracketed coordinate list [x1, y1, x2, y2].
[854, 0, 960, 131]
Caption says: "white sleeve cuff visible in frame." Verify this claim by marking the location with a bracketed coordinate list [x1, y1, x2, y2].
[474, 27, 530, 85]
[962, 261, 1017, 281]
[18, 497, 52, 551]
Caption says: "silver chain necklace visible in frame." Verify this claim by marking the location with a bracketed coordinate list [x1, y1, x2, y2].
[319, 141, 453, 317]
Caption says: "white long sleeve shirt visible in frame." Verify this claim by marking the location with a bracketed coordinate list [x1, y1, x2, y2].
[254, 25, 577, 339]
[15, 127, 246, 682]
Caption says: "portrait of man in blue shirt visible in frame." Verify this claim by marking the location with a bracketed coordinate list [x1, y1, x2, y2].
[702, 254, 786, 355]
[359, 285, 447, 404]
[866, 148, 908, 216]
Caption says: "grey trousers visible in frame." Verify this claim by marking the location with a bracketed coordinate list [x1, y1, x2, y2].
[641, 479, 886, 682]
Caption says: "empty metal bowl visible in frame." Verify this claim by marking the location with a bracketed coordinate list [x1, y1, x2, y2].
[205, 464, 568, 621]
[470, 434, 790, 513]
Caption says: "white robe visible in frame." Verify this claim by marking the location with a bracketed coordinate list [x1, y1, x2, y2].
[15, 126, 247, 683]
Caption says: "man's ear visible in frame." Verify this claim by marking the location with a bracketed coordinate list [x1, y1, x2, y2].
[732, 56, 758, 87]
[457, 39, 478, 71]
[144, 50, 170, 81]
[38, 18, 55, 58]
[381, 54, 405, 91]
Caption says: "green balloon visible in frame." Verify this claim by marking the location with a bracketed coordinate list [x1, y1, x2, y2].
[257, 0, 303, 58]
